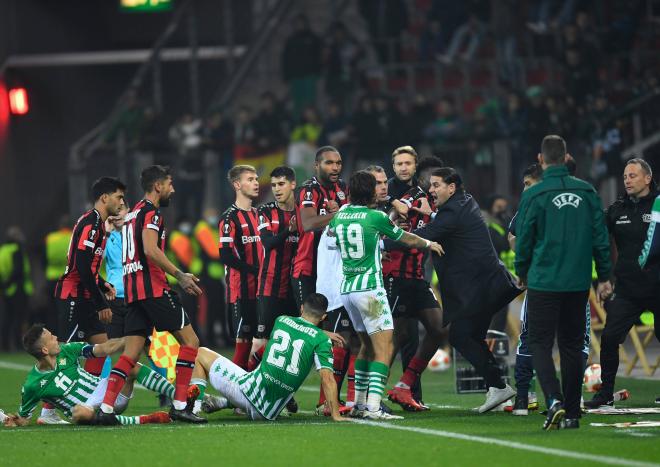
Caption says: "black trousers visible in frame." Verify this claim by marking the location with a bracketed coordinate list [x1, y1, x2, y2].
[527, 289, 589, 419]
[1, 292, 28, 351]
[600, 291, 659, 396]
[450, 308, 505, 389]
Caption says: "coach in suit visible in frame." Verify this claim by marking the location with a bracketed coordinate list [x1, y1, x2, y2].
[413, 167, 521, 413]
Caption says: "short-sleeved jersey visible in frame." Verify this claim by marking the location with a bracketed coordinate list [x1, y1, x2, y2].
[257, 202, 298, 298]
[54, 209, 107, 302]
[218, 204, 264, 303]
[122, 199, 170, 303]
[18, 342, 100, 418]
[238, 315, 333, 420]
[330, 204, 404, 294]
[292, 177, 348, 278]
[382, 185, 431, 280]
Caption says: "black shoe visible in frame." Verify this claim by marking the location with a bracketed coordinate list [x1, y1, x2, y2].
[561, 418, 580, 429]
[655, 396, 659, 404]
[583, 392, 614, 409]
[169, 407, 208, 424]
[512, 397, 529, 416]
[286, 397, 299, 414]
[542, 401, 565, 431]
[380, 401, 393, 414]
[93, 409, 119, 426]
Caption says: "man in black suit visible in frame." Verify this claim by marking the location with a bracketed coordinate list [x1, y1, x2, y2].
[411, 167, 521, 412]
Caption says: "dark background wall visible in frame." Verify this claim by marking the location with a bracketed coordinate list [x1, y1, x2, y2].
[0, 0, 250, 244]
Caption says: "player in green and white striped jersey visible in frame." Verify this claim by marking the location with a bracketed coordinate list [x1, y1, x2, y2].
[329, 171, 444, 420]
[3, 324, 173, 427]
[190, 293, 348, 421]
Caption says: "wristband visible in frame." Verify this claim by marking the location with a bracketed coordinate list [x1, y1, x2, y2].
[81, 344, 96, 359]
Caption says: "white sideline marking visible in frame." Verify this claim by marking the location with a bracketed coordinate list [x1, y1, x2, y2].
[349, 419, 660, 467]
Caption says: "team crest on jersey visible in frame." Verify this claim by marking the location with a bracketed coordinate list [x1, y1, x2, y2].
[552, 193, 582, 209]
[337, 191, 346, 201]
[59, 358, 66, 366]
[40, 380, 47, 387]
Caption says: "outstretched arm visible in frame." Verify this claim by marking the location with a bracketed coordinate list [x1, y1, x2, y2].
[319, 369, 347, 422]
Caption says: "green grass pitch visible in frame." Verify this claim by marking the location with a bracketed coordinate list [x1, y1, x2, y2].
[1, 352, 658, 467]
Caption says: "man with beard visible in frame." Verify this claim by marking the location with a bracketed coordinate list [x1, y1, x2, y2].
[96, 165, 205, 424]
[413, 167, 520, 413]
[218, 165, 265, 371]
[292, 146, 352, 411]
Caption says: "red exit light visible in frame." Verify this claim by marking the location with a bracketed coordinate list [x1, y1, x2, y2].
[9, 88, 29, 115]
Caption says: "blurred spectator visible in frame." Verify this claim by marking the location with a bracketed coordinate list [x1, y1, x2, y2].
[358, 0, 409, 63]
[252, 92, 290, 152]
[291, 107, 323, 146]
[0, 226, 33, 352]
[418, 20, 446, 62]
[404, 94, 435, 147]
[527, 0, 577, 34]
[492, 0, 523, 86]
[169, 113, 204, 220]
[233, 106, 256, 158]
[437, 3, 489, 64]
[424, 97, 463, 146]
[282, 15, 322, 119]
[323, 21, 362, 111]
[319, 101, 350, 150]
[428, 0, 467, 48]
[205, 112, 234, 164]
[351, 95, 381, 161]
[374, 95, 405, 164]
[525, 86, 552, 155]
[562, 48, 596, 104]
[104, 89, 146, 145]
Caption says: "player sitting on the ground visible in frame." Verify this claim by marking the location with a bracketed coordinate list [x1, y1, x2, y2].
[189, 293, 348, 422]
[3, 324, 173, 427]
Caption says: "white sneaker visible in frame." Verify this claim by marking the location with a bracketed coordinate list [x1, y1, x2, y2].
[0, 409, 7, 424]
[363, 409, 404, 420]
[478, 385, 516, 413]
[201, 394, 229, 414]
[37, 410, 70, 425]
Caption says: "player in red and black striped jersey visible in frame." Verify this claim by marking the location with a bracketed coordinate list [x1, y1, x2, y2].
[218, 164, 264, 370]
[54, 177, 126, 379]
[292, 146, 348, 306]
[381, 149, 446, 412]
[243, 166, 300, 375]
[98, 166, 206, 425]
[256, 166, 299, 337]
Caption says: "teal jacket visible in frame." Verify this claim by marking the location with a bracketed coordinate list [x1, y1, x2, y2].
[514, 165, 611, 291]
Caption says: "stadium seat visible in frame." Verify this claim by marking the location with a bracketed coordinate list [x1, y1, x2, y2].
[624, 321, 657, 377]
[415, 67, 436, 91]
[441, 67, 465, 90]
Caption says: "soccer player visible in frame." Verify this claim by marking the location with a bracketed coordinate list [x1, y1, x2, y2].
[330, 171, 444, 420]
[190, 293, 347, 421]
[54, 177, 125, 378]
[219, 165, 264, 370]
[5, 324, 173, 427]
[253, 166, 299, 362]
[381, 153, 446, 411]
[292, 146, 352, 409]
[98, 165, 205, 424]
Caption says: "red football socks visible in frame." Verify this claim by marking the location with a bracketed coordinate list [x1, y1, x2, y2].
[400, 356, 429, 387]
[247, 345, 265, 371]
[233, 341, 252, 370]
[83, 357, 105, 377]
[318, 347, 348, 406]
[174, 346, 198, 404]
[346, 354, 356, 404]
[102, 355, 136, 412]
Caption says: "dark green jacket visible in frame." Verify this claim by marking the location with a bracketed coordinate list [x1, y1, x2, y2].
[514, 165, 611, 291]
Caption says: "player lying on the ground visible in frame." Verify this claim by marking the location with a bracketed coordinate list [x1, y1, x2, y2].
[3, 324, 173, 427]
[189, 293, 348, 422]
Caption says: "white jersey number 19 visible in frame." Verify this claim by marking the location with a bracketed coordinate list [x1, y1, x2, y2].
[335, 223, 365, 260]
[266, 329, 305, 376]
